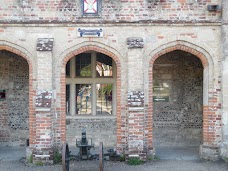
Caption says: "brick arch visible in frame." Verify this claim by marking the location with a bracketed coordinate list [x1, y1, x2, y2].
[146, 43, 212, 150]
[149, 44, 209, 68]
[0, 44, 35, 147]
[59, 45, 123, 149]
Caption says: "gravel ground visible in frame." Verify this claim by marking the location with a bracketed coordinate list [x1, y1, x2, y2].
[0, 159, 228, 171]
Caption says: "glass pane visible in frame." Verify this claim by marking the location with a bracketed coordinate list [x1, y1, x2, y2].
[66, 84, 70, 115]
[76, 84, 92, 115]
[96, 84, 112, 115]
[76, 54, 92, 77]
[66, 61, 70, 77]
[96, 53, 113, 77]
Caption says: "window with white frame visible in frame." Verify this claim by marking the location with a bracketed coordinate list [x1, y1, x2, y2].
[66, 52, 116, 116]
[82, 0, 101, 16]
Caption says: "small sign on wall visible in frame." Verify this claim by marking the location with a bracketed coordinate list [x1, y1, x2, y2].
[78, 28, 103, 37]
[0, 90, 6, 100]
[153, 83, 170, 102]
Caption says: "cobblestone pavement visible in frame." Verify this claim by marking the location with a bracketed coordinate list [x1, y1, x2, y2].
[0, 159, 228, 171]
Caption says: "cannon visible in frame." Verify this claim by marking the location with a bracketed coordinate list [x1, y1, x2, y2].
[62, 129, 104, 171]
[76, 128, 94, 160]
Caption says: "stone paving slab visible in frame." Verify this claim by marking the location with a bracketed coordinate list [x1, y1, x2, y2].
[0, 146, 228, 171]
[0, 159, 228, 171]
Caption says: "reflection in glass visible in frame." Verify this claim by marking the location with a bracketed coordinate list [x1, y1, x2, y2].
[96, 84, 112, 115]
[76, 84, 92, 115]
[76, 53, 92, 77]
[66, 84, 70, 115]
[96, 53, 113, 77]
[66, 61, 70, 77]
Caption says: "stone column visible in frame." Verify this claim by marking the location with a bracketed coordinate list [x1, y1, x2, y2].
[126, 37, 147, 160]
[32, 38, 54, 164]
[221, 0, 228, 159]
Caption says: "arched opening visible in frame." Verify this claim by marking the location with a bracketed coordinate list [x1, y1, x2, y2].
[0, 50, 29, 147]
[153, 50, 203, 159]
[65, 51, 117, 150]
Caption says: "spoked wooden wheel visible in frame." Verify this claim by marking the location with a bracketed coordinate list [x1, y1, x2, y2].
[62, 143, 70, 171]
[99, 142, 104, 171]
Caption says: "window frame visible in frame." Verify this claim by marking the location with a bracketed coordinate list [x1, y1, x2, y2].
[81, 0, 102, 17]
[66, 51, 116, 117]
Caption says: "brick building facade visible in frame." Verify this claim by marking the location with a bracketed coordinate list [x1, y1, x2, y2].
[0, 0, 227, 163]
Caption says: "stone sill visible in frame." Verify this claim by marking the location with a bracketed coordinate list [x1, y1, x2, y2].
[35, 108, 51, 112]
[66, 115, 116, 120]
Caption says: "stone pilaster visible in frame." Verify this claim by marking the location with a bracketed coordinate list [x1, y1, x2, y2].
[126, 37, 147, 160]
[31, 38, 54, 164]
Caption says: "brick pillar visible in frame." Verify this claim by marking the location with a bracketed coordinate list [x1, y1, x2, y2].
[200, 67, 221, 160]
[32, 38, 54, 164]
[126, 38, 147, 160]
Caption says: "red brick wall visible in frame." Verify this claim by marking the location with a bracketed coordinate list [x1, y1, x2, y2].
[0, 0, 221, 23]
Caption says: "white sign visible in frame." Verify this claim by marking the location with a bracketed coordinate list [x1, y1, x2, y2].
[77, 28, 103, 37]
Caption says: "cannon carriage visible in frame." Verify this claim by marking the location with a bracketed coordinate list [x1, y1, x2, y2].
[62, 128, 119, 171]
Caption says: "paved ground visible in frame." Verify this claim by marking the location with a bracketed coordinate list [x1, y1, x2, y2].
[0, 146, 228, 171]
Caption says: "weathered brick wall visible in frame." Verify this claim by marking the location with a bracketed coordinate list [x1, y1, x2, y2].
[0, 50, 29, 146]
[153, 50, 203, 146]
[0, 0, 221, 23]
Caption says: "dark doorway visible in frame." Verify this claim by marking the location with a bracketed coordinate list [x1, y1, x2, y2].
[153, 50, 203, 159]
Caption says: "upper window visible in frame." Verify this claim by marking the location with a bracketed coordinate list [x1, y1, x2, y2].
[83, 0, 98, 14]
[82, 0, 101, 17]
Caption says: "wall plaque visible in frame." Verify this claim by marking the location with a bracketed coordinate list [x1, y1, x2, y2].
[78, 28, 103, 37]
[36, 90, 52, 108]
[36, 38, 54, 51]
[127, 37, 144, 49]
[0, 90, 6, 100]
[153, 83, 170, 102]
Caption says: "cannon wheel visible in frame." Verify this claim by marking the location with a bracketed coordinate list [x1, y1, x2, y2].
[99, 142, 104, 171]
[62, 143, 70, 171]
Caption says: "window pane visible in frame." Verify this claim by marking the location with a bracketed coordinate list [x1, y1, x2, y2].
[66, 61, 70, 77]
[66, 84, 70, 115]
[96, 53, 113, 77]
[76, 84, 92, 115]
[96, 84, 112, 115]
[76, 53, 92, 77]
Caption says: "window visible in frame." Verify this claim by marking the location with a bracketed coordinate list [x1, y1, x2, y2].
[82, 0, 101, 17]
[83, 0, 98, 14]
[66, 52, 116, 116]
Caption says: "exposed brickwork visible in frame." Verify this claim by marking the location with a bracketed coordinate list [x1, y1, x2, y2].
[127, 91, 146, 160]
[0, 0, 225, 163]
[0, 0, 221, 23]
